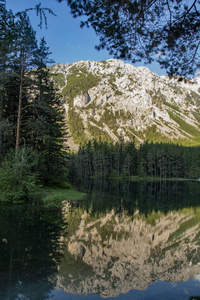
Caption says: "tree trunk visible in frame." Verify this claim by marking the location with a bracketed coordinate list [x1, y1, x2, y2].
[16, 55, 24, 154]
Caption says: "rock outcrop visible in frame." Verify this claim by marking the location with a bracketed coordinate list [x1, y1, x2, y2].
[50, 59, 200, 148]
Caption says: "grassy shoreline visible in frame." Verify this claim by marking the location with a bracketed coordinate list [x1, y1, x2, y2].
[38, 176, 199, 208]
[39, 186, 85, 208]
[129, 176, 199, 182]
[106, 175, 199, 182]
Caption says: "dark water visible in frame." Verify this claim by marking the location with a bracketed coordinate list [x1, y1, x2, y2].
[1, 181, 200, 299]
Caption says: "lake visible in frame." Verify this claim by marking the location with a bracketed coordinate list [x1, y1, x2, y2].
[1, 180, 200, 299]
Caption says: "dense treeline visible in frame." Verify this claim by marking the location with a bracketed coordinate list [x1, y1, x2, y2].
[68, 139, 200, 182]
[0, 2, 67, 201]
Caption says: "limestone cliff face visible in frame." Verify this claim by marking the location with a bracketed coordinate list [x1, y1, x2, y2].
[56, 204, 200, 297]
[50, 59, 200, 147]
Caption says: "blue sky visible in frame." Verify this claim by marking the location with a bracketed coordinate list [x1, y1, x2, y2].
[6, 0, 166, 76]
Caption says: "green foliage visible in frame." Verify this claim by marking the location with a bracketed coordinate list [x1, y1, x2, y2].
[68, 108, 88, 144]
[101, 108, 117, 129]
[68, 138, 137, 181]
[143, 125, 171, 143]
[192, 111, 200, 124]
[0, 148, 40, 202]
[40, 186, 85, 209]
[0, 4, 68, 195]
[68, 139, 200, 182]
[61, 0, 200, 76]
[50, 72, 65, 87]
[145, 210, 164, 226]
[116, 109, 128, 121]
[87, 123, 112, 142]
[189, 148, 200, 179]
[62, 66, 100, 104]
[167, 110, 200, 137]
[52, 180, 71, 189]
[163, 100, 180, 112]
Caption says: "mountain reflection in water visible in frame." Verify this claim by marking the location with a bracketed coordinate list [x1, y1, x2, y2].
[1, 181, 200, 299]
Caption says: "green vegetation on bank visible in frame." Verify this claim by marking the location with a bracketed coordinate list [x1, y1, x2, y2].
[129, 175, 195, 182]
[39, 186, 85, 209]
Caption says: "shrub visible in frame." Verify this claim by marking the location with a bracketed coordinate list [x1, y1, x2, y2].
[0, 148, 40, 202]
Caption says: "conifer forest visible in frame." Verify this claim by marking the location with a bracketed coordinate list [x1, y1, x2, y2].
[1, 1, 200, 203]
[0, 2, 68, 201]
[68, 139, 200, 183]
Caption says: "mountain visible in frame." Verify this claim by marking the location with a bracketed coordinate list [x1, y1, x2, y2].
[49, 59, 200, 149]
[55, 202, 200, 297]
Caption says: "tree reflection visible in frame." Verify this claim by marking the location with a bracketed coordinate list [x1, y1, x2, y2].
[79, 180, 200, 216]
[0, 203, 66, 299]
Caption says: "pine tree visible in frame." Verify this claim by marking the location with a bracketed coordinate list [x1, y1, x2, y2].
[123, 140, 137, 178]
[14, 12, 38, 153]
[0, 2, 16, 163]
[138, 141, 148, 177]
[24, 38, 68, 183]
[189, 147, 200, 179]
[147, 144, 156, 178]
[0, 3, 68, 193]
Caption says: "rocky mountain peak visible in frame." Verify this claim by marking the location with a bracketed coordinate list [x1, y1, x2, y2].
[50, 59, 200, 148]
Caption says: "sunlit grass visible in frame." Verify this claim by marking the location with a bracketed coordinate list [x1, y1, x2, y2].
[40, 186, 85, 208]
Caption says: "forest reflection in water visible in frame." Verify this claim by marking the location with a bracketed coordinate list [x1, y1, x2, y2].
[1, 180, 200, 299]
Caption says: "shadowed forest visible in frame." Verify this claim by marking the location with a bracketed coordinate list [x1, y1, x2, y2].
[68, 139, 200, 183]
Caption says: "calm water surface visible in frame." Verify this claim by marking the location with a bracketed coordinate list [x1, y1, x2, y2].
[1, 181, 200, 299]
